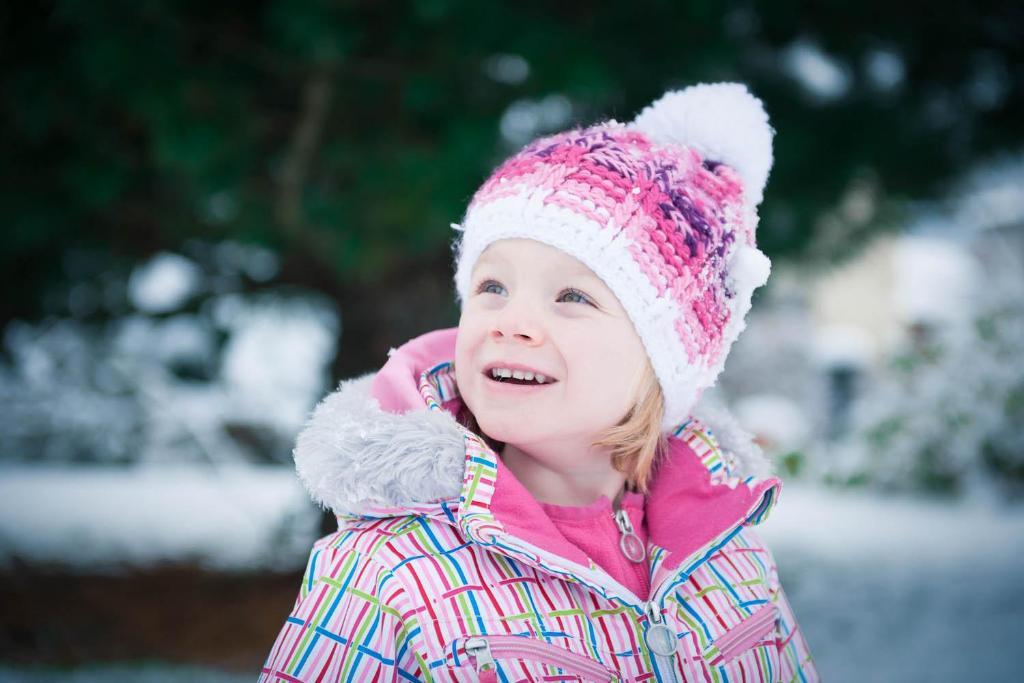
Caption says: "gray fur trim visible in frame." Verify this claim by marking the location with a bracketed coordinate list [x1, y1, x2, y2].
[691, 396, 776, 481]
[292, 373, 466, 516]
[292, 371, 776, 517]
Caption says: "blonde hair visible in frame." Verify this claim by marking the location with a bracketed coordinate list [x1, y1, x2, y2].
[590, 358, 669, 494]
[457, 358, 669, 495]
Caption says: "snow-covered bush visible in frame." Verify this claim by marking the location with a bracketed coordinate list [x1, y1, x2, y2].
[714, 269, 829, 478]
[717, 215, 1022, 499]
[0, 241, 339, 466]
[824, 228, 1024, 497]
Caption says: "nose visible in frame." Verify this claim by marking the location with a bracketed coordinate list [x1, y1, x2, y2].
[489, 297, 544, 345]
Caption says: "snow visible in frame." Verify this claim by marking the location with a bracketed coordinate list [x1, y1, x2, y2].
[219, 295, 339, 431]
[903, 152, 1024, 241]
[0, 465, 321, 573]
[810, 323, 872, 368]
[483, 54, 530, 85]
[892, 235, 977, 327]
[127, 253, 202, 313]
[824, 226, 1024, 495]
[761, 482, 1024, 565]
[954, 154, 1024, 232]
[114, 314, 216, 368]
[863, 47, 905, 93]
[499, 94, 573, 146]
[212, 240, 279, 282]
[733, 394, 810, 452]
[1, 290, 339, 466]
[760, 484, 1024, 682]
[0, 464, 1021, 680]
[781, 38, 852, 102]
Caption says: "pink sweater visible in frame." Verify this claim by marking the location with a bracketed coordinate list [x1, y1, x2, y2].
[540, 491, 650, 601]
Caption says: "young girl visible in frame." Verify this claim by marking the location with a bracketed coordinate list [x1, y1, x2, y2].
[259, 82, 818, 682]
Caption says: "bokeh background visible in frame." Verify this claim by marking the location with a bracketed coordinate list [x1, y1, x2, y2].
[2, 2, 1022, 681]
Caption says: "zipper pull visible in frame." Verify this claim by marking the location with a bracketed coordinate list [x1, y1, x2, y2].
[613, 508, 646, 563]
[464, 636, 497, 678]
[644, 601, 678, 657]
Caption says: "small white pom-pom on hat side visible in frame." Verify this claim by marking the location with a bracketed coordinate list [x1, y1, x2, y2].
[629, 82, 775, 207]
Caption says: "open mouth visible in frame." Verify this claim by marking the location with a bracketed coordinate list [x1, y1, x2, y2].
[488, 375, 548, 386]
[483, 368, 558, 387]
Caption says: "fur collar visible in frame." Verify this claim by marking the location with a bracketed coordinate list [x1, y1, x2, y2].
[292, 370, 773, 518]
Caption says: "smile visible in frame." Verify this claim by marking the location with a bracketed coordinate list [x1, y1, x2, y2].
[483, 373, 557, 392]
[487, 367, 551, 384]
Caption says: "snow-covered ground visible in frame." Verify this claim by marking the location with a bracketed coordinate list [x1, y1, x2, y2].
[0, 464, 321, 572]
[759, 483, 1024, 682]
[1, 469, 1022, 681]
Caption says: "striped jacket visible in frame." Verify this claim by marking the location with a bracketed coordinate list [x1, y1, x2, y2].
[260, 328, 818, 682]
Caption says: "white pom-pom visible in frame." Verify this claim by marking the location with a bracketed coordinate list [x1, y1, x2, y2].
[630, 82, 775, 206]
[728, 244, 772, 296]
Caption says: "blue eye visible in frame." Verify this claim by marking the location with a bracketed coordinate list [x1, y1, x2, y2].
[558, 288, 594, 306]
[474, 280, 595, 307]
[477, 279, 505, 295]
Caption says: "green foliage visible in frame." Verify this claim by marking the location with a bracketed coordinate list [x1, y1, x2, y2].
[2, 0, 1022, 324]
[778, 449, 805, 477]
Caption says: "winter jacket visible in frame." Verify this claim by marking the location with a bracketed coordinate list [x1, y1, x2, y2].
[259, 327, 818, 682]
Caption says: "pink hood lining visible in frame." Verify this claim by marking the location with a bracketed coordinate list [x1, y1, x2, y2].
[370, 327, 781, 575]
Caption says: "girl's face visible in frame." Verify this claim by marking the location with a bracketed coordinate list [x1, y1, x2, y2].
[455, 238, 648, 455]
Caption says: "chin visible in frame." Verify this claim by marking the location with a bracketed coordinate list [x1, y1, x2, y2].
[475, 412, 541, 445]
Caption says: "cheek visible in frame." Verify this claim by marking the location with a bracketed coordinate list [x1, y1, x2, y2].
[563, 326, 643, 403]
[455, 314, 491, 400]
[563, 325, 630, 373]
[457, 308, 488, 339]
[454, 345, 468, 388]
[454, 326, 476, 384]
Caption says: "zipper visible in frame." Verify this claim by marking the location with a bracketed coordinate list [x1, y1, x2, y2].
[478, 488, 773, 612]
[708, 604, 778, 665]
[484, 533, 686, 680]
[643, 601, 680, 683]
[462, 635, 621, 682]
[612, 507, 646, 563]
[463, 636, 497, 683]
[471, 492, 774, 683]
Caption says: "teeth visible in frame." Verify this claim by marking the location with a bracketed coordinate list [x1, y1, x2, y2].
[489, 367, 549, 384]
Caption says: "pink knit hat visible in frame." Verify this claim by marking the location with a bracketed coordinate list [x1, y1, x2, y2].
[451, 82, 775, 431]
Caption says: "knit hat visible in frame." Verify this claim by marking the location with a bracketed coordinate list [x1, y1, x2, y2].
[451, 82, 775, 431]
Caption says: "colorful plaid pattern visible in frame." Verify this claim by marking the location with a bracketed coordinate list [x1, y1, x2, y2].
[260, 363, 817, 682]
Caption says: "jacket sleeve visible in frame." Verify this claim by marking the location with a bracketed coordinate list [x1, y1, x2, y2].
[767, 552, 820, 682]
[259, 535, 430, 682]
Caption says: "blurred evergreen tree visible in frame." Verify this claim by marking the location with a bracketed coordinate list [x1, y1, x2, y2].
[2, 0, 1021, 374]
